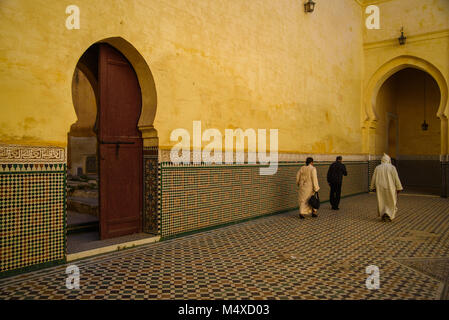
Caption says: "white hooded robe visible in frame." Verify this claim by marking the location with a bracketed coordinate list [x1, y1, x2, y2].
[370, 154, 403, 220]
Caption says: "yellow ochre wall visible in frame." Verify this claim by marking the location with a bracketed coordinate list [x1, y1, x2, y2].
[0, 0, 364, 154]
[362, 0, 449, 156]
[1, 0, 448, 156]
[362, 0, 449, 43]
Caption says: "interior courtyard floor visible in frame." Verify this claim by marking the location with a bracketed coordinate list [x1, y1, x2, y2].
[1, 193, 449, 300]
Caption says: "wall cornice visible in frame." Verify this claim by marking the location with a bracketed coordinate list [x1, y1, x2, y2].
[355, 0, 397, 7]
[364, 29, 449, 50]
[358, 0, 397, 6]
[158, 149, 369, 163]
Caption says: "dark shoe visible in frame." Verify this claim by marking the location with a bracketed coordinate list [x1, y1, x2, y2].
[299, 214, 305, 219]
[332, 207, 339, 210]
[312, 213, 318, 218]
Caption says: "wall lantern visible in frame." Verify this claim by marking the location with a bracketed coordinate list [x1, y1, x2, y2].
[421, 76, 429, 131]
[304, 0, 316, 13]
[398, 27, 406, 45]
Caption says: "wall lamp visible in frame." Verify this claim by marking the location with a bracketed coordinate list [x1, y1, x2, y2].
[398, 27, 406, 45]
[304, 0, 316, 13]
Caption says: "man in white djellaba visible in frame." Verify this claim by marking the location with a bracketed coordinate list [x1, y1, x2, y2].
[370, 154, 404, 222]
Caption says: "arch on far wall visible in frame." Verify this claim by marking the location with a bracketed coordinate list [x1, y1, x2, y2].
[365, 55, 448, 123]
[363, 55, 449, 155]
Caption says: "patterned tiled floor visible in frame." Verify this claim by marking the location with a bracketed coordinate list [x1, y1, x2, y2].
[1, 193, 449, 300]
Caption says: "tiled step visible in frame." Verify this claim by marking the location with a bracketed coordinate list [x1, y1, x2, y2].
[67, 210, 99, 234]
[67, 222, 99, 234]
[71, 188, 98, 198]
[67, 197, 99, 217]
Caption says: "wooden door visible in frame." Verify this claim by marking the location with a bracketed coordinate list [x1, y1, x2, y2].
[98, 43, 143, 239]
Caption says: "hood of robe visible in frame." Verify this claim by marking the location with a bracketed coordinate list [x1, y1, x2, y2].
[381, 153, 391, 164]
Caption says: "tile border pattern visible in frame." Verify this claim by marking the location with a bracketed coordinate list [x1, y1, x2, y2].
[158, 149, 370, 163]
[0, 144, 66, 276]
[158, 160, 369, 238]
[143, 147, 159, 234]
[0, 144, 66, 164]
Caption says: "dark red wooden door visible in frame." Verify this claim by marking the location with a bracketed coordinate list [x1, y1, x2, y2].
[98, 43, 143, 239]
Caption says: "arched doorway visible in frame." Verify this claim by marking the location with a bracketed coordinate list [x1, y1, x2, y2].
[67, 45, 100, 246]
[67, 40, 157, 253]
[364, 56, 449, 196]
[372, 67, 442, 195]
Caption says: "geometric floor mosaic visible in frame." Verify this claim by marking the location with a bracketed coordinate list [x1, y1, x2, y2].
[392, 257, 449, 299]
[1, 193, 449, 300]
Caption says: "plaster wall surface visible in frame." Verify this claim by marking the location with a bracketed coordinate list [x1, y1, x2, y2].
[0, 0, 364, 155]
[363, 0, 449, 43]
[362, 0, 449, 155]
[1, 0, 447, 156]
[70, 68, 97, 137]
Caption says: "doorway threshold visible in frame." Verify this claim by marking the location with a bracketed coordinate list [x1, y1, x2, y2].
[67, 232, 160, 262]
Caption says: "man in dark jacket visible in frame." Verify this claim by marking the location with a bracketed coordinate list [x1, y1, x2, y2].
[327, 156, 347, 210]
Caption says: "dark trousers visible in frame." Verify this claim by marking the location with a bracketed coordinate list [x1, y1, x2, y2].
[329, 182, 342, 209]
